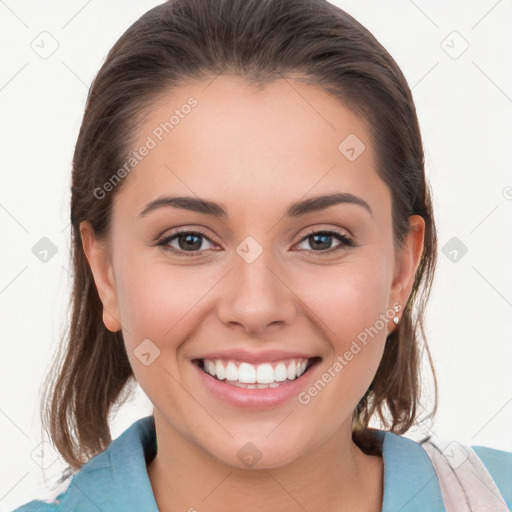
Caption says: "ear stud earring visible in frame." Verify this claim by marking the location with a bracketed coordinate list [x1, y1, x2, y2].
[393, 305, 400, 325]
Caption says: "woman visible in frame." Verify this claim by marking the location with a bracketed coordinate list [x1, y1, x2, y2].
[12, 0, 512, 510]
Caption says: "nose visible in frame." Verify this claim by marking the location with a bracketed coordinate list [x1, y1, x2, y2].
[216, 246, 297, 336]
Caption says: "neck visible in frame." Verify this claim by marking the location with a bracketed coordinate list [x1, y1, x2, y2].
[146, 412, 384, 512]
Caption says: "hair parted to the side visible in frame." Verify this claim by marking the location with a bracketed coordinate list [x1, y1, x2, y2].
[40, 0, 438, 471]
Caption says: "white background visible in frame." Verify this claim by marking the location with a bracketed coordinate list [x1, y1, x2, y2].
[1, 0, 511, 509]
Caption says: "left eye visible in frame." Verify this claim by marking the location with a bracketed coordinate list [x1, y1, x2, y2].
[295, 230, 355, 252]
[157, 229, 356, 256]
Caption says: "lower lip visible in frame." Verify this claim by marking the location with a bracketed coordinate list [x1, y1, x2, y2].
[193, 360, 320, 409]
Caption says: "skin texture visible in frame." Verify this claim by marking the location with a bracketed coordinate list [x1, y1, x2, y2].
[81, 75, 425, 511]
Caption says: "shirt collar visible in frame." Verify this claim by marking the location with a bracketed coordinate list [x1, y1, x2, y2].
[60, 415, 444, 511]
[59, 415, 160, 511]
[374, 429, 445, 511]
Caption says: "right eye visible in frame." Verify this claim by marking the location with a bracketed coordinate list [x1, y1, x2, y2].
[157, 230, 217, 257]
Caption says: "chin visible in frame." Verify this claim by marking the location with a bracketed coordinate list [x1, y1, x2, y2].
[202, 430, 313, 470]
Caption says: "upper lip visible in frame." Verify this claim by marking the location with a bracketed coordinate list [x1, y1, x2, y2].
[192, 349, 319, 364]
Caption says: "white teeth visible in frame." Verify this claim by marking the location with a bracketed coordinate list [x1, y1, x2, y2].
[286, 360, 296, 380]
[238, 362, 256, 383]
[215, 360, 225, 380]
[274, 362, 288, 381]
[256, 363, 275, 384]
[201, 358, 312, 385]
[225, 361, 238, 381]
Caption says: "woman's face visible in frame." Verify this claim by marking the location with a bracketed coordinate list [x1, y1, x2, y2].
[82, 74, 424, 468]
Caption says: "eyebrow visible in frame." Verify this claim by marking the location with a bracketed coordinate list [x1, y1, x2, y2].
[138, 192, 372, 219]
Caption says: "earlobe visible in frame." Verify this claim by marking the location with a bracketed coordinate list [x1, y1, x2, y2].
[79, 221, 122, 332]
[390, 215, 425, 319]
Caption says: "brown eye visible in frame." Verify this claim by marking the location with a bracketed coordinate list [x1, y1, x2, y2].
[157, 230, 216, 256]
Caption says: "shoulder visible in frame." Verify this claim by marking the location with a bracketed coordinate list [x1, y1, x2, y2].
[9, 492, 66, 511]
[421, 436, 512, 510]
[372, 429, 512, 511]
[9, 466, 75, 512]
[10, 415, 158, 512]
[9, 476, 73, 511]
[471, 444, 512, 507]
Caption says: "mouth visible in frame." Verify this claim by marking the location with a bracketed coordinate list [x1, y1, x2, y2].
[192, 356, 322, 389]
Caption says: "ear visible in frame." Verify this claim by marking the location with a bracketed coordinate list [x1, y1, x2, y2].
[389, 215, 425, 321]
[79, 220, 122, 332]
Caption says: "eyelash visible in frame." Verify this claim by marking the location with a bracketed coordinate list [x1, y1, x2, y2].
[156, 227, 357, 257]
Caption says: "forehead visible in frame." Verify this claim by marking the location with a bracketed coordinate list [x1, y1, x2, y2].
[114, 75, 388, 223]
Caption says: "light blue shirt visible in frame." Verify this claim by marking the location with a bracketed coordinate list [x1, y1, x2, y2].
[12, 415, 512, 511]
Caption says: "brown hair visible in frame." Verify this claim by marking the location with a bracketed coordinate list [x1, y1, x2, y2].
[40, 0, 438, 470]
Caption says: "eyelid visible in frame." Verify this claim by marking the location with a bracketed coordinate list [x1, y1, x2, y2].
[298, 224, 354, 241]
[155, 225, 219, 244]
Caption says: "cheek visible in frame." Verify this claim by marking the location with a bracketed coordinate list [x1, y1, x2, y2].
[114, 251, 219, 354]
[293, 252, 393, 414]
[114, 259, 209, 408]
[299, 253, 393, 348]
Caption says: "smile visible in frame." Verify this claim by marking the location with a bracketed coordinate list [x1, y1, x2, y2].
[194, 357, 321, 389]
